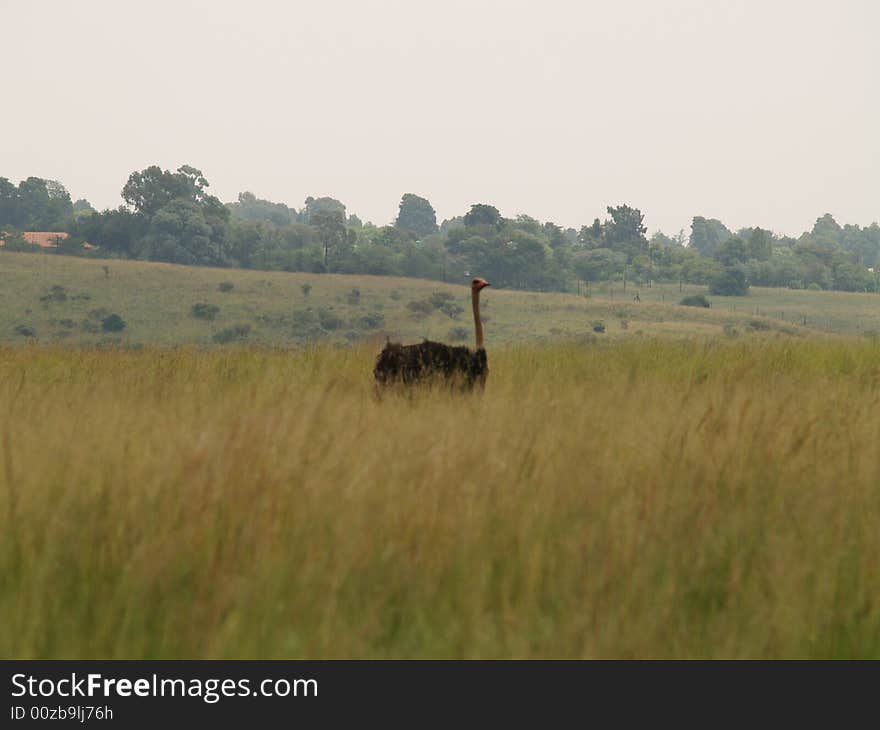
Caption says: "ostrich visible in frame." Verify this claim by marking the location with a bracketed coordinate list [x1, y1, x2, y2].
[374, 277, 490, 389]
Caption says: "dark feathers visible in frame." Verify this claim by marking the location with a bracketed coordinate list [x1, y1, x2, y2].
[374, 339, 488, 389]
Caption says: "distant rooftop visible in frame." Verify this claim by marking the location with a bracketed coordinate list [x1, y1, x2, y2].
[0, 231, 95, 249]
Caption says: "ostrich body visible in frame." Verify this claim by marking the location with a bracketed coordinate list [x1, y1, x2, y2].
[374, 278, 490, 388]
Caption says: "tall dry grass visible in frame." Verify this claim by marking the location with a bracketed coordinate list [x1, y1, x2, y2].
[2, 338, 880, 658]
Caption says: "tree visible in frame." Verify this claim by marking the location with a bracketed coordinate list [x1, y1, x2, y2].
[650, 231, 679, 248]
[312, 209, 351, 269]
[514, 214, 542, 235]
[122, 166, 192, 218]
[301, 196, 346, 224]
[542, 221, 568, 249]
[747, 227, 772, 261]
[715, 236, 749, 266]
[463, 204, 502, 228]
[832, 260, 876, 292]
[0, 177, 21, 227]
[8, 177, 73, 230]
[603, 205, 648, 260]
[395, 193, 438, 236]
[573, 248, 625, 282]
[137, 200, 217, 265]
[72, 199, 96, 219]
[811, 213, 843, 249]
[120, 165, 229, 262]
[122, 164, 218, 217]
[70, 207, 147, 256]
[228, 191, 295, 227]
[689, 216, 732, 257]
[578, 218, 604, 248]
[709, 265, 749, 296]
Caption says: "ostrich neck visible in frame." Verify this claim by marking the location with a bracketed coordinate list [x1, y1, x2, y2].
[472, 288, 484, 350]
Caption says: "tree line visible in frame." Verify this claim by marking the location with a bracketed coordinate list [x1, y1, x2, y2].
[2, 165, 879, 296]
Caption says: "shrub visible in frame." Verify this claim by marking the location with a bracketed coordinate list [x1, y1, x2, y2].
[39, 285, 68, 303]
[357, 312, 385, 330]
[191, 303, 220, 320]
[448, 326, 469, 342]
[747, 319, 771, 331]
[217, 281, 234, 292]
[807, 282, 823, 291]
[14, 324, 36, 337]
[101, 314, 126, 332]
[318, 308, 344, 331]
[680, 294, 711, 308]
[389, 290, 401, 301]
[407, 299, 434, 316]
[292, 309, 317, 328]
[709, 266, 749, 296]
[213, 324, 250, 344]
[439, 302, 464, 319]
[592, 321, 606, 333]
[301, 283, 312, 298]
[347, 288, 361, 306]
[430, 291, 455, 308]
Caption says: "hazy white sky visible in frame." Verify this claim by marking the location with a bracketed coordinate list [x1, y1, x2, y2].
[2, 0, 877, 235]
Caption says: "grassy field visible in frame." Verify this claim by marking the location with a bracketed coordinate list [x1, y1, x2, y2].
[10, 250, 880, 347]
[3, 339, 880, 659]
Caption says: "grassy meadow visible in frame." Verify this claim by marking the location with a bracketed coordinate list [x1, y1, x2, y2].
[7, 250, 877, 347]
[3, 339, 880, 658]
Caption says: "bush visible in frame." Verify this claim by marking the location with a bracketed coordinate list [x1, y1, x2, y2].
[213, 324, 250, 344]
[101, 314, 126, 332]
[301, 283, 312, 298]
[709, 266, 749, 296]
[389, 290, 401, 301]
[680, 294, 711, 308]
[439, 302, 464, 319]
[448, 326, 469, 342]
[318, 308, 344, 331]
[807, 282, 823, 291]
[357, 312, 385, 330]
[217, 281, 234, 292]
[430, 291, 455, 308]
[407, 299, 434, 316]
[191, 303, 220, 320]
[347, 288, 361, 306]
[292, 309, 317, 328]
[39, 285, 68, 303]
[592, 321, 606, 333]
[14, 324, 36, 337]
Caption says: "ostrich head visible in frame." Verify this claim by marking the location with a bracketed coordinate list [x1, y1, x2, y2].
[471, 277, 490, 291]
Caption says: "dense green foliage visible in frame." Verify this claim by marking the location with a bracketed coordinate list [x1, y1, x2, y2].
[2, 167, 879, 296]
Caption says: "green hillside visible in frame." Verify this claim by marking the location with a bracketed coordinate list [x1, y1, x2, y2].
[5, 251, 879, 347]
